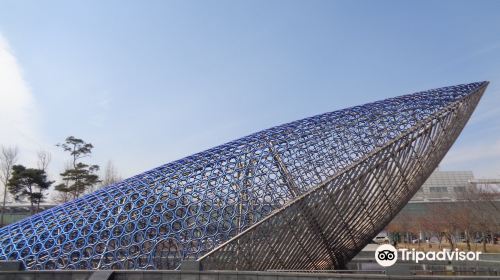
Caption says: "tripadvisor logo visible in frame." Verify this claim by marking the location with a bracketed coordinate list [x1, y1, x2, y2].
[375, 244, 398, 267]
[375, 244, 482, 267]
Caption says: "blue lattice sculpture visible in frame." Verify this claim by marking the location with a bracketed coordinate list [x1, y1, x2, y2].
[0, 82, 488, 270]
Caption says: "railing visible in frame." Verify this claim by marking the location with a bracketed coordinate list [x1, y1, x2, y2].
[267, 269, 385, 274]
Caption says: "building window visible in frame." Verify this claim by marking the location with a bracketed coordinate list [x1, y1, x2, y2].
[429, 187, 448, 193]
[454, 186, 466, 193]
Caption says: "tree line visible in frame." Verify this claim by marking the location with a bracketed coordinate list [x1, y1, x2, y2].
[0, 136, 122, 224]
[386, 187, 500, 252]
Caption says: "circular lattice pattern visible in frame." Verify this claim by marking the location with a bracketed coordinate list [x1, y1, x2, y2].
[0, 82, 486, 270]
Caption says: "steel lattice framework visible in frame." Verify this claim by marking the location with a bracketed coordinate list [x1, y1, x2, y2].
[0, 82, 488, 270]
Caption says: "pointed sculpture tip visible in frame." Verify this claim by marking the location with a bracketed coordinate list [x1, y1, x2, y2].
[466, 81, 489, 89]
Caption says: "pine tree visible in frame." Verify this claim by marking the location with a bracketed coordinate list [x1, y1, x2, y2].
[7, 165, 53, 215]
[55, 136, 101, 200]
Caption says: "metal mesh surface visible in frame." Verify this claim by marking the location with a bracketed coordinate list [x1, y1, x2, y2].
[0, 82, 488, 270]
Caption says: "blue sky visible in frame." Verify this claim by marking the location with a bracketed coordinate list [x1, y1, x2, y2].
[0, 0, 500, 183]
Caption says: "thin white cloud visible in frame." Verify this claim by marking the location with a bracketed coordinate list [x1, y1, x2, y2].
[0, 33, 42, 166]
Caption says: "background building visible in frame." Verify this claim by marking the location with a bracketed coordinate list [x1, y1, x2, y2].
[411, 170, 474, 202]
[389, 169, 500, 245]
[0, 204, 55, 228]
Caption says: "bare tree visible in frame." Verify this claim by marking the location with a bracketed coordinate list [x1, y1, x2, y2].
[386, 212, 413, 247]
[52, 191, 72, 204]
[36, 150, 52, 212]
[37, 150, 51, 171]
[424, 204, 448, 249]
[419, 215, 435, 248]
[453, 202, 474, 251]
[99, 160, 122, 190]
[441, 204, 461, 250]
[465, 184, 500, 252]
[0, 146, 19, 226]
[412, 216, 428, 249]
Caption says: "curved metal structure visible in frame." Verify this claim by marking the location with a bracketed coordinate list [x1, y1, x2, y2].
[0, 82, 488, 270]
